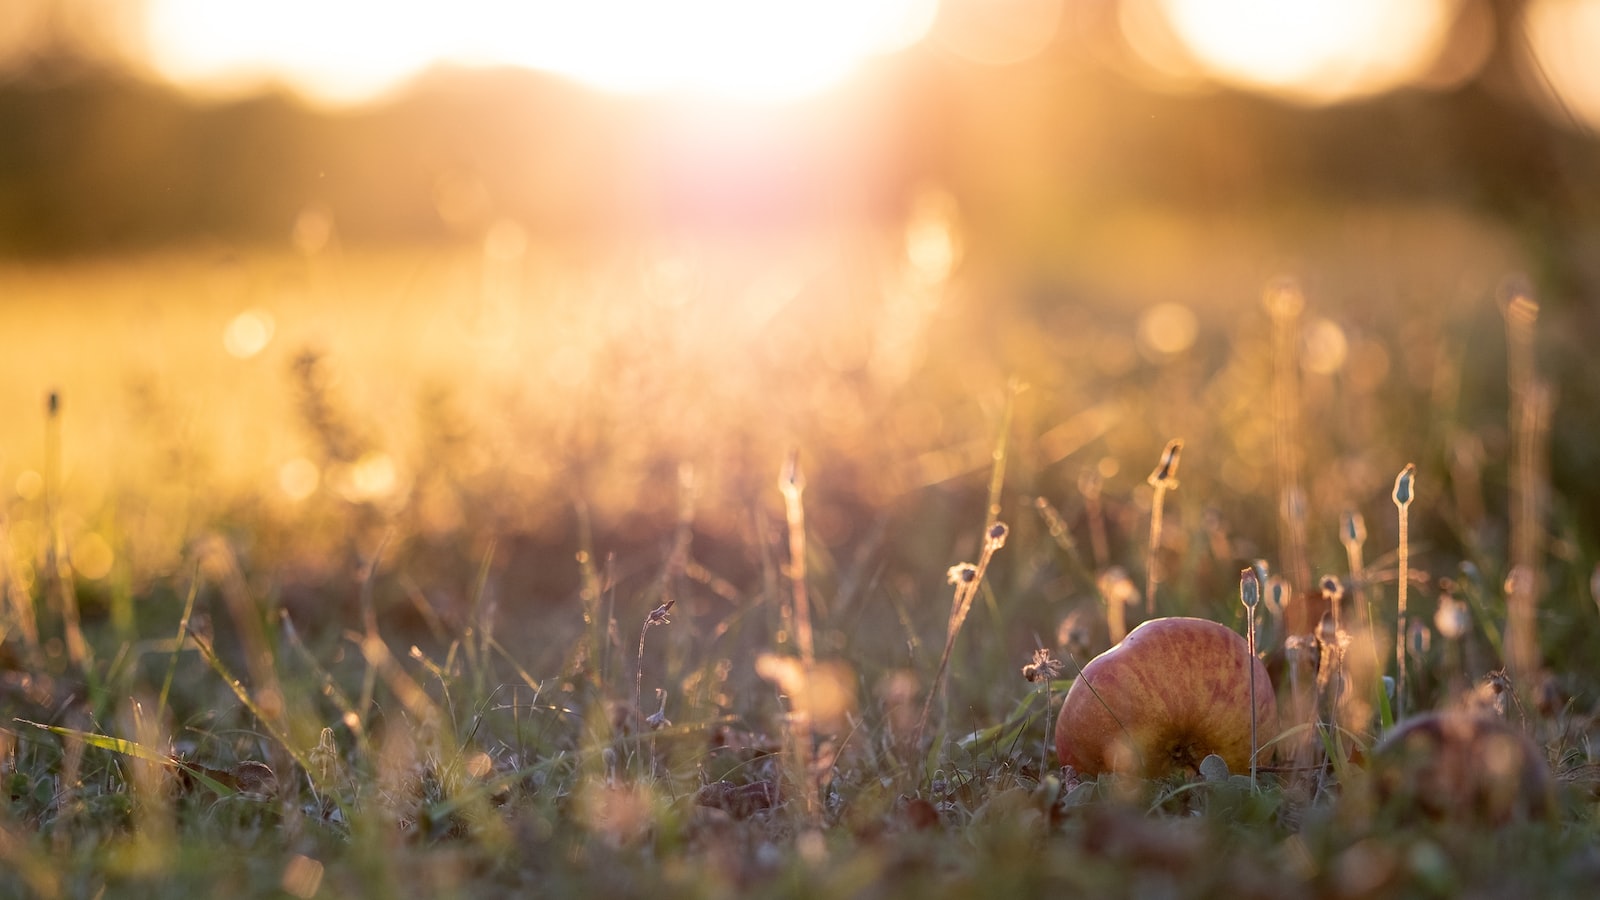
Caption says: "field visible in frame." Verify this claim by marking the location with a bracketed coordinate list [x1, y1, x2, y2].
[2, 193, 1600, 899]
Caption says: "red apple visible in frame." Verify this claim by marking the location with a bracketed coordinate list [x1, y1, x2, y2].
[1055, 616, 1276, 778]
[1369, 711, 1554, 824]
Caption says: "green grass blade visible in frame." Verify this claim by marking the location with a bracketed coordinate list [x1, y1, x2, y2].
[14, 718, 235, 796]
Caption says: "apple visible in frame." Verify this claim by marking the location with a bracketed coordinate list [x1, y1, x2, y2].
[1055, 616, 1276, 778]
[1369, 711, 1554, 824]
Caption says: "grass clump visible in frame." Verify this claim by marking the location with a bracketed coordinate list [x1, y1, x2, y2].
[0, 243, 1597, 900]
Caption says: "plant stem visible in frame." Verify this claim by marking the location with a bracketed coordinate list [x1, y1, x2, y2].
[779, 452, 818, 823]
[1266, 281, 1310, 630]
[1248, 605, 1258, 791]
[1503, 286, 1545, 688]
[1240, 567, 1260, 792]
[1392, 463, 1415, 721]
[914, 523, 1009, 758]
[1145, 438, 1182, 619]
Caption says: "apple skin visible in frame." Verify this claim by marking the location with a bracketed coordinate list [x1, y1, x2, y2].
[1369, 711, 1554, 824]
[1054, 616, 1276, 778]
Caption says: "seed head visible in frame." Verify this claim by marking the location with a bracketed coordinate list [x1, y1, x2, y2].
[947, 563, 978, 586]
[1341, 510, 1366, 548]
[645, 600, 675, 628]
[1392, 463, 1416, 508]
[1239, 567, 1261, 610]
[1252, 558, 1271, 587]
[1265, 576, 1291, 617]
[1474, 670, 1512, 717]
[1434, 593, 1470, 640]
[1284, 633, 1315, 661]
[985, 522, 1009, 551]
[1147, 439, 1183, 490]
[779, 449, 804, 498]
[1407, 619, 1432, 657]
[1502, 290, 1539, 327]
[646, 688, 671, 730]
[1098, 566, 1139, 606]
[1319, 574, 1344, 604]
[1022, 648, 1063, 683]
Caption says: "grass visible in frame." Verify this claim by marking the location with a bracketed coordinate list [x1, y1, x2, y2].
[2, 212, 1600, 898]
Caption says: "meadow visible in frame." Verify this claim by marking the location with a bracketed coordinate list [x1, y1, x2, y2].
[1, 196, 1599, 898]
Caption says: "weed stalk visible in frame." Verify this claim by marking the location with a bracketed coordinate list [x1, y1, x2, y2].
[1022, 648, 1062, 777]
[778, 452, 819, 823]
[1503, 285, 1547, 690]
[1240, 567, 1261, 791]
[44, 391, 91, 674]
[1079, 470, 1109, 571]
[1265, 280, 1311, 630]
[914, 521, 1009, 758]
[1392, 463, 1415, 720]
[1145, 439, 1182, 618]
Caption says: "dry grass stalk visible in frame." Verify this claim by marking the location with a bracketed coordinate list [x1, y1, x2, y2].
[779, 452, 814, 669]
[1340, 511, 1368, 627]
[1098, 567, 1137, 646]
[1022, 647, 1063, 775]
[1284, 633, 1317, 767]
[1265, 280, 1311, 630]
[1313, 609, 1350, 795]
[1240, 566, 1261, 790]
[1314, 611, 1342, 720]
[636, 464, 696, 721]
[913, 521, 1009, 755]
[634, 600, 674, 736]
[43, 391, 91, 673]
[1078, 469, 1109, 571]
[1033, 495, 1091, 581]
[777, 451, 820, 822]
[1503, 286, 1548, 689]
[1339, 509, 1390, 721]
[1145, 439, 1182, 618]
[1392, 463, 1416, 719]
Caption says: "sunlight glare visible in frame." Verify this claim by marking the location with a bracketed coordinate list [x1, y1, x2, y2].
[144, 0, 940, 105]
[903, 188, 961, 286]
[1524, 0, 1600, 131]
[932, 0, 1062, 66]
[146, 1, 442, 104]
[1142, 0, 1456, 103]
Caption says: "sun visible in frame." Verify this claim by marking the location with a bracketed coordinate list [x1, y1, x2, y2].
[143, 0, 939, 106]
